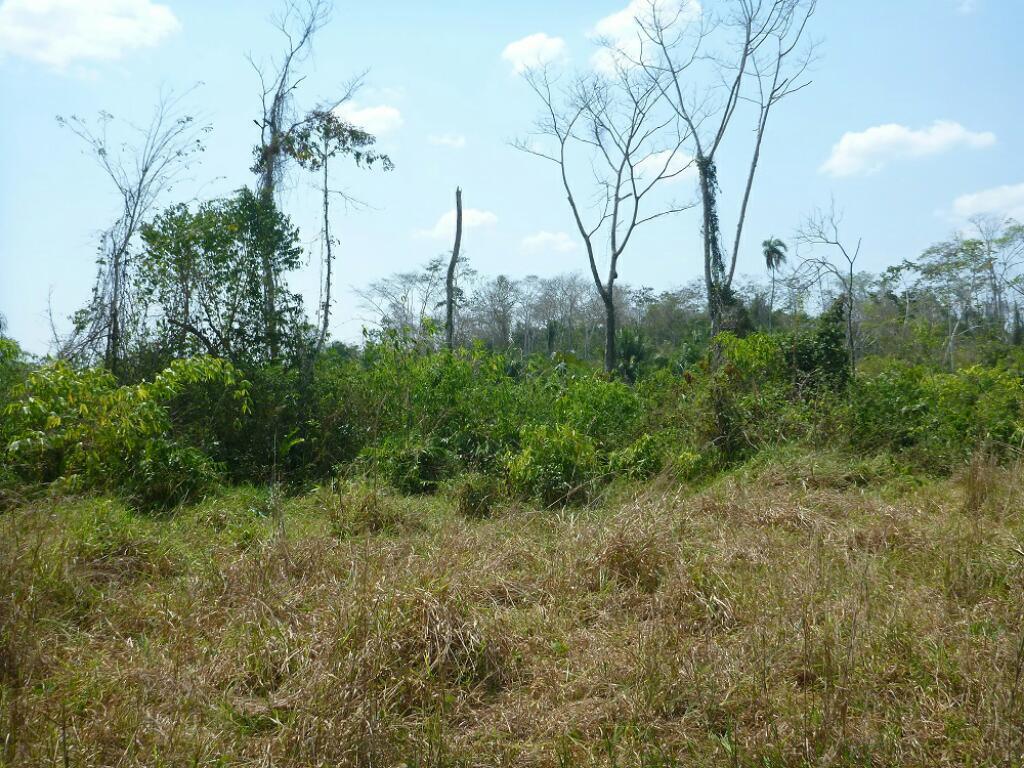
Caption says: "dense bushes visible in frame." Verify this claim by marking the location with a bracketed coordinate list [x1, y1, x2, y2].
[506, 424, 601, 506]
[3, 310, 1022, 510]
[848, 362, 1024, 470]
[3, 357, 248, 508]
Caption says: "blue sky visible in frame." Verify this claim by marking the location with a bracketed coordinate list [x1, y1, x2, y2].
[1, 0, 1022, 354]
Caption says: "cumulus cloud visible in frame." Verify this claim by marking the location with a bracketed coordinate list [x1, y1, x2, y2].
[0, 0, 179, 70]
[590, 0, 701, 74]
[501, 32, 567, 73]
[522, 231, 578, 254]
[428, 134, 466, 149]
[636, 149, 696, 184]
[952, 183, 1024, 222]
[416, 208, 498, 240]
[334, 101, 403, 135]
[820, 120, 995, 177]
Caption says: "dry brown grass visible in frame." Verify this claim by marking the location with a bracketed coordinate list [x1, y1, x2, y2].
[1, 454, 1023, 766]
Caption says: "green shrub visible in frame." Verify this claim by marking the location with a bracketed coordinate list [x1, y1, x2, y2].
[320, 481, 416, 537]
[361, 434, 456, 494]
[3, 357, 248, 508]
[608, 434, 664, 480]
[0, 337, 25, 412]
[123, 439, 220, 509]
[554, 375, 641, 451]
[450, 472, 504, 518]
[671, 448, 720, 483]
[506, 424, 601, 506]
[847, 363, 1024, 470]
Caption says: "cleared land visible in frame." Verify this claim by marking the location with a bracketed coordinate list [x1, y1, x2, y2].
[2, 451, 1023, 767]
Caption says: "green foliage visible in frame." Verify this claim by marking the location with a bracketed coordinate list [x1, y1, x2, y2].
[450, 472, 504, 519]
[847, 362, 1024, 470]
[671, 448, 719, 482]
[506, 424, 601, 506]
[3, 301, 1021, 511]
[608, 434, 663, 480]
[786, 299, 851, 391]
[676, 305, 851, 465]
[4, 357, 248, 507]
[554, 375, 642, 451]
[139, 188, 309, 365]
[0, 336, 25, 404]
[361, 434, 456, 495]
[281, 109, 394, 173]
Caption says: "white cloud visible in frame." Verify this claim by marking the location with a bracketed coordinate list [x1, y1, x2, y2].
[416, 208, 498, 240]
[956, 0, 976, 14]
[522, 231, 578, 254]
[334, 101, 403, 135]
[952, 183, 1024, 222]
[590, 0, 701, 74]
[636, 149, 696, 184]
[820, 120, 995, 177]
[0, 0, 179, 70]
[428, 134, 466, 149]
[501, 32, 567, 73]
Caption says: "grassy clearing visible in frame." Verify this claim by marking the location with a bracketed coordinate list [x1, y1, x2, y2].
[2, 450, 1023, 767]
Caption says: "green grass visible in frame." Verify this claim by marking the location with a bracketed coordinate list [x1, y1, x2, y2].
[2, 450, 1023, 766]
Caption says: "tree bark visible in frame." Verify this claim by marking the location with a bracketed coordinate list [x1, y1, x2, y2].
[316, 150, 333, 354]
[106, 251, 123, 375]
[603, 294, 616, 374]
[847, 263, 856, 371]
[698, 160, 723, 336]
[445, 187, 463, 350]
[257, 181, 280, 361]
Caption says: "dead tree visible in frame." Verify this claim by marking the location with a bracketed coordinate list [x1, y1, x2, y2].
[250, 0, 362, 360]
[515, 65, 693, 373]
[627, 0, 817, 334]
[56, 92, 207, 373]
[445, 187, 463, 350]
[796, 201, 861, 370]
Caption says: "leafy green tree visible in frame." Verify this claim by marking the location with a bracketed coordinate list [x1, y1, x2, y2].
[139, 188, 308, 366]
[912, 236, 991, 370]
[283, 109, 393, 352]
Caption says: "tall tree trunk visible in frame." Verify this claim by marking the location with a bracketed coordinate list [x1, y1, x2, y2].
[698, 158, 725, 336]
[445, 187, 463, 350]
[106, 252, 122, 375]
[603, 294, 616, 374]
[317, 152, 333, 354]
[768, 270, 776, 331]
[847, 265, 856, 371]
[257, 170, 280, 361]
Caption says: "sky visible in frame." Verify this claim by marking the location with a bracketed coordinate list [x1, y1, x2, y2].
[1, 0, 1023, 354]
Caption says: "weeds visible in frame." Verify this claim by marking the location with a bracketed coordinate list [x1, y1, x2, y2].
[2, 458, 1024, 765]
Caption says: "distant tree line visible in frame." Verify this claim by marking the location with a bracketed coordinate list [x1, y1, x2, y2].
[357, 213, 1024, 377]
[26, 0, 1022, 383]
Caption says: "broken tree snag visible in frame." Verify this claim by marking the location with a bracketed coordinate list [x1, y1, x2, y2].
[446, 186, 463, 350]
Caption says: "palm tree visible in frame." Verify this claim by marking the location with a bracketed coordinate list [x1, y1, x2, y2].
[762, 237, 788, 330]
